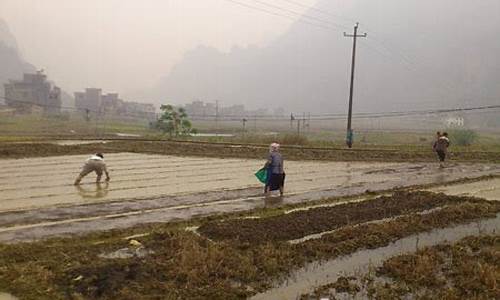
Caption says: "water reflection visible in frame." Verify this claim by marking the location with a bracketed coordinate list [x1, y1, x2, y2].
[264, 195, 284, 208]
[0, 293, 19, 300]
[76, 182, 109, 199]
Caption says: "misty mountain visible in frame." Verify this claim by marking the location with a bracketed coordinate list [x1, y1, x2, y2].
[0, 19, 36, 104]
[152, 0, 500, 113]
[0, 19, 75, 108]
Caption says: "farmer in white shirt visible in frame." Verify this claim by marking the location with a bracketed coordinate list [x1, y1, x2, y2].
[74, 153, 110, 185]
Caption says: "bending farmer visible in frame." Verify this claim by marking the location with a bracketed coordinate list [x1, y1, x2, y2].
[74, 153, 110, 185]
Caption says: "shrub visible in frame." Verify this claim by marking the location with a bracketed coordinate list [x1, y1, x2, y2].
[449, 129, 478, 146]
[280, 134, 309, 146]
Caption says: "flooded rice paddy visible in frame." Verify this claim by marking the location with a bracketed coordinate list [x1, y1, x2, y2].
[251, 214, 500, 300]
[0, 153, 499, 242]
[0, 190, 498, 299]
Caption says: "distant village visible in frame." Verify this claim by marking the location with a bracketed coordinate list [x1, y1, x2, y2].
[2, 71, 489, 129]
[1, 71, 285, 122]
[1, 71, 156, 120]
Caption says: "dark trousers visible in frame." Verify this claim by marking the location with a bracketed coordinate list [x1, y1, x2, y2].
[436, 150, 446, 162]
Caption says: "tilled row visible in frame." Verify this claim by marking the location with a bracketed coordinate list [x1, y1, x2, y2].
[198, 191, 491, 243]
[300, 234, 500, 300]
[0, 194, 498, 300]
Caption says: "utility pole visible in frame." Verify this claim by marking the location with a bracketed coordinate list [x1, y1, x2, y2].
[215, 100, 219, 137]
[344, 22, 366, 148]
[242, 118, 247, 133]
[307, 112, 311, 132]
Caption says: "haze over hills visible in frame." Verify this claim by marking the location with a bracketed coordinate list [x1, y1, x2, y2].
[0, 19, 75, 108]
[0, 19, 36, 103]
[149, 0, 500, 114]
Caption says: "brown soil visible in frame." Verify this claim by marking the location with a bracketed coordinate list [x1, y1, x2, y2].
[1, 140, 499, 162]
[198, 191, 488, 243]
[302, 234, 500, 300]
[108, 140, 500, 162]
[0, 193, 498, 300]
[375, 235, 500, 299]
[0, 142, 111, 159]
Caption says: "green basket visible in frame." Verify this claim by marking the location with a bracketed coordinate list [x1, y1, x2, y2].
[254, 168, 268, 184]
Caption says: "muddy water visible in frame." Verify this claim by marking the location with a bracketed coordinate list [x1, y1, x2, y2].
[50, 140, 107, 146]
[1, 153, 498, 212]
[0, 154, 499, 242]
[251, 214, 500, 300]
[430, 178, 500, 200]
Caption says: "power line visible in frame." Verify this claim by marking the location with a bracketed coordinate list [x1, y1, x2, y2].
[223, 0, 337, 31]
[188, 105, 500, 121]
[3, 96, 498, 122]
[222, 0, 462, 99]
[247, 0, 349, 31]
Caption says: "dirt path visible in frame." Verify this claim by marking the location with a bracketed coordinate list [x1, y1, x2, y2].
[0, 153, 498, 243]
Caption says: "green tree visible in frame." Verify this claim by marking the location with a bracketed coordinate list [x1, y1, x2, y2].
[157, 104, 194, 137]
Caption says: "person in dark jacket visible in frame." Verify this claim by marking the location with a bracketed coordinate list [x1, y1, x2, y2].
[432, 131, 441, 151]
[264, 143, 285, 196]
[435, 132, 450, 168]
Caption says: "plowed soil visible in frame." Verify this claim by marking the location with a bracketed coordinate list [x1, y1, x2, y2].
[301, 234, 500, 300]
[0, 193, 498, 299]
[198, 191, 488, 243]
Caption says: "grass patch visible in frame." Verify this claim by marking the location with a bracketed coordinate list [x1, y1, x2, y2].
[0, 192, 499, 299]
[198, 191, 480, 243]
[302, 234, 500, 299]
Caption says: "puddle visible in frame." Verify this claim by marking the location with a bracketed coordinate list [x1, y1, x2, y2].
[99, 246, 152, 259]
[190, 133, 234, 137]
[185, 226, 202, 237]
[51, 140, 107, 146]
[0, 293, 18, 300]
[115, 133, 141, 137]
[251, 214, 500, 300]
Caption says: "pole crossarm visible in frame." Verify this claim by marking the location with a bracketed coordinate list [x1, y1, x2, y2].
[343, 33, 367, 37]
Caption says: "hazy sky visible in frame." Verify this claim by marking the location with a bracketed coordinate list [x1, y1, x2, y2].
[0, 0, 316, 97]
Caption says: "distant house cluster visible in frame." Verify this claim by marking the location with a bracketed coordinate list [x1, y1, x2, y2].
[3, 71, 61, 114]
[183, 100, 284, 119]
[74, 88, 156, 120]
[444, 116, 465, 128]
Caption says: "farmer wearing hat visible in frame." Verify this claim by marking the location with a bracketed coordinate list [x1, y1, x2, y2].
[74, 153, 110, 185]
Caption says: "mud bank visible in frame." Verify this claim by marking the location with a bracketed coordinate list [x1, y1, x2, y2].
[252, 217, 500, 300]
[2, 140, 500, 163]
[0, 192, 498, 299]
[198, 191, 484, 243]
[300, 234, 499, 300]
